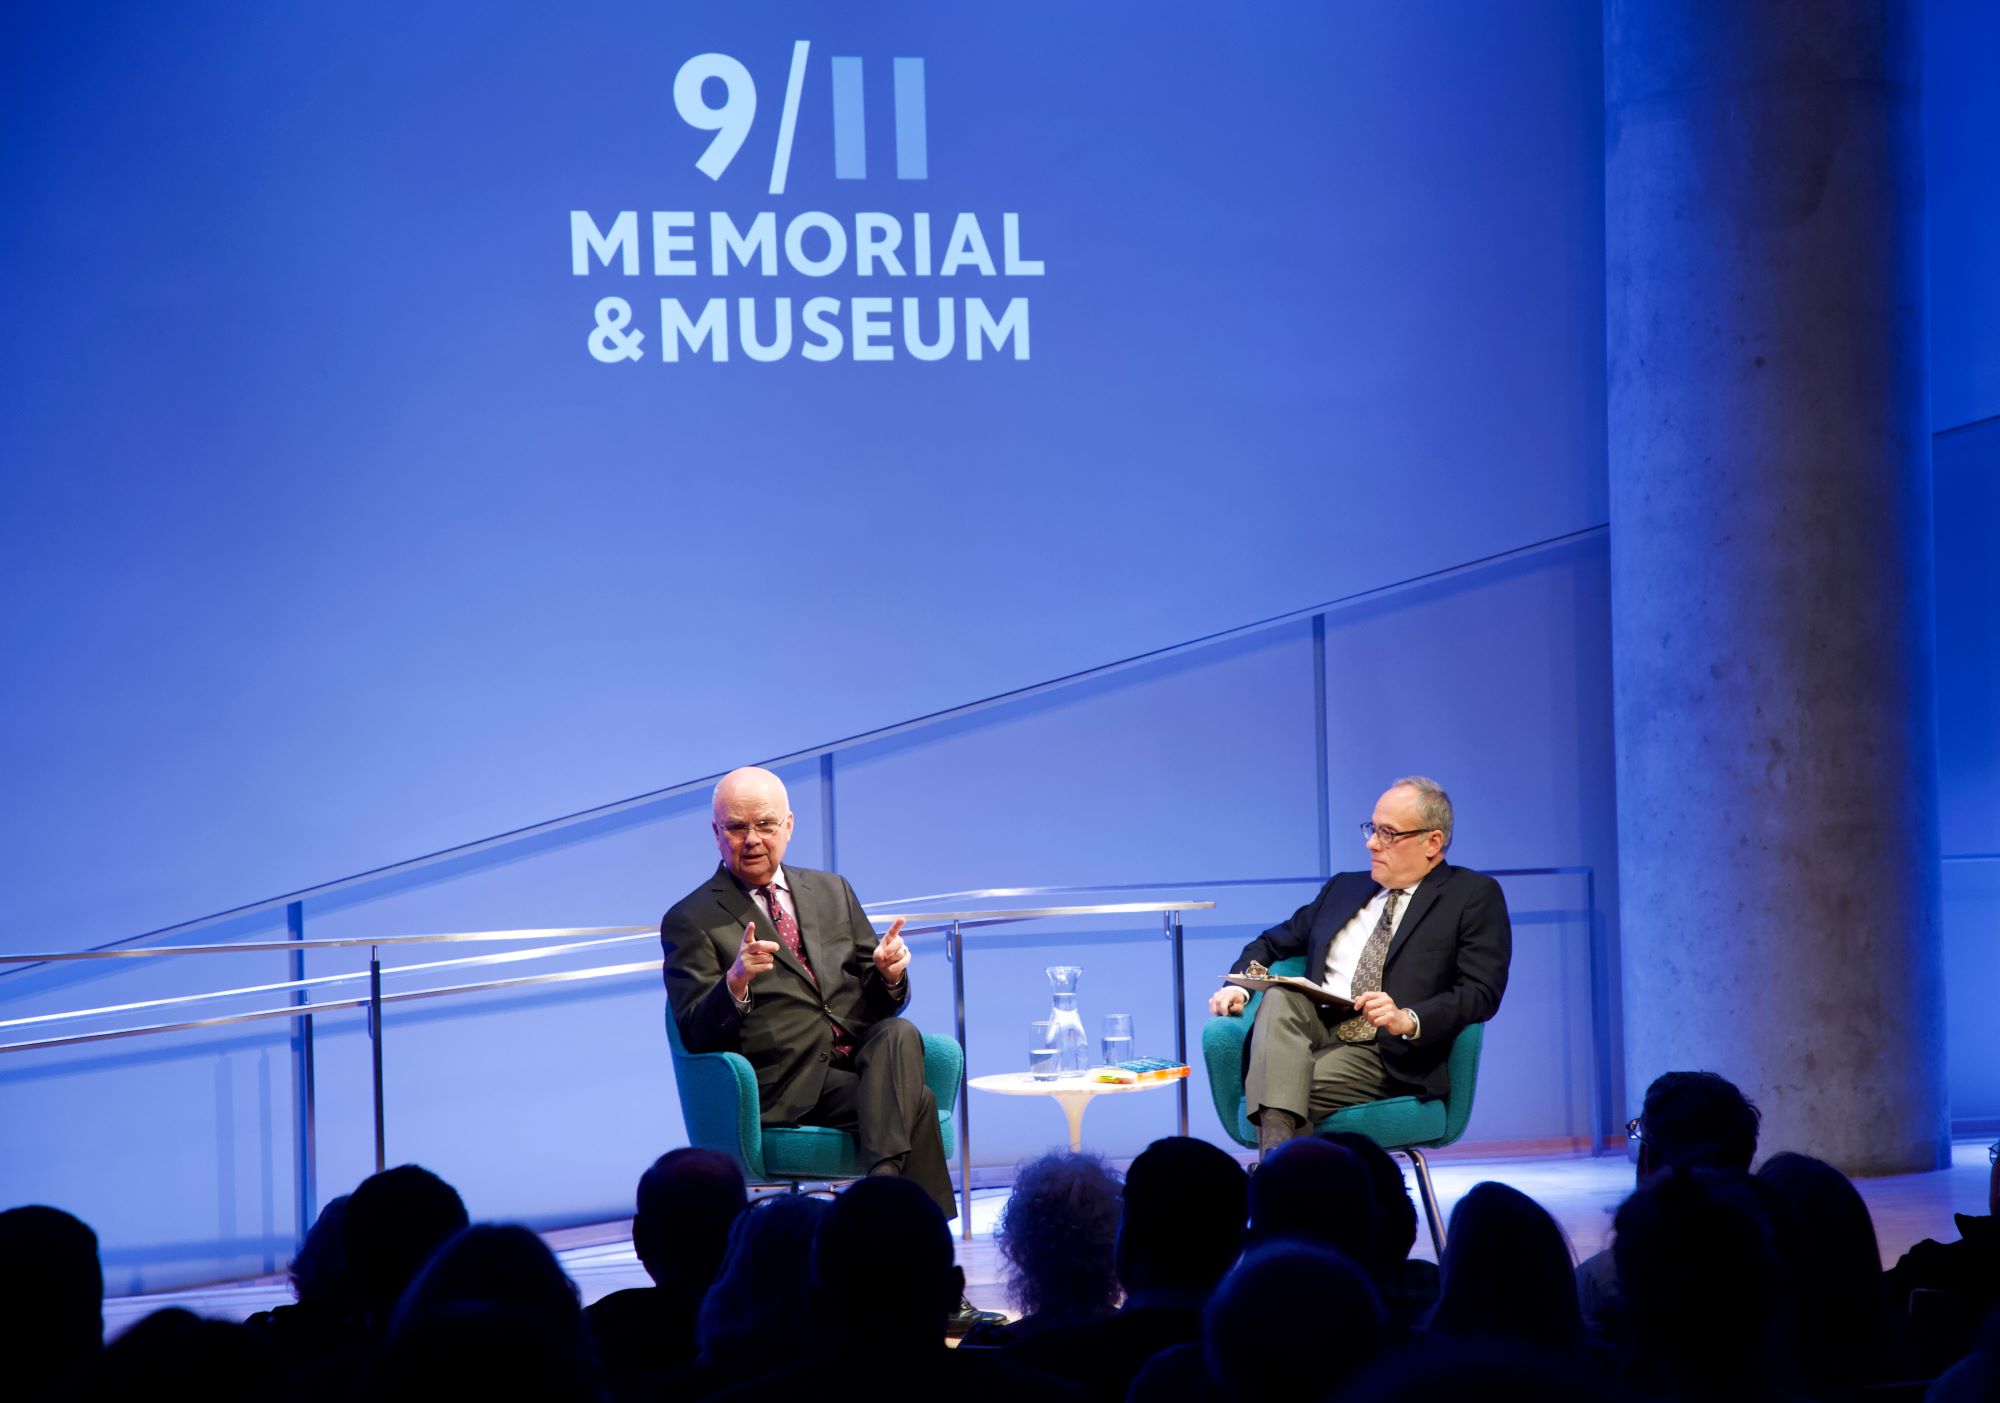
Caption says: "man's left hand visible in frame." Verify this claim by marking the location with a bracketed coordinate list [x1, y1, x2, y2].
[1352, 990, 1414, 1038]
[873, 917, 911, 985]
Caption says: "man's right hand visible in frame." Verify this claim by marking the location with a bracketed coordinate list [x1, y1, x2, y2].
[1208, 984, 1249, 1017]
[727, 922, 782, 1003]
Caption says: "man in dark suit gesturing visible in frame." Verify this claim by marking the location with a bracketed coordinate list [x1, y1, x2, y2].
[1209, 776, 1511, 1154]
[661, 766, 956, 1216]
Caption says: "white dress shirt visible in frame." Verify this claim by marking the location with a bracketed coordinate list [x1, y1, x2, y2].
[1320, 882, 1415, 997]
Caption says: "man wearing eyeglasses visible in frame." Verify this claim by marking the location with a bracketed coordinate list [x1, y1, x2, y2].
[1208, 776, 1512, 1153]
[661, 766, 956, 1220]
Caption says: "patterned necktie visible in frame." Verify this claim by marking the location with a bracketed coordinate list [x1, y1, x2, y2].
[1336, 888, 1404, 1043]
[758, 885, 854, 1061]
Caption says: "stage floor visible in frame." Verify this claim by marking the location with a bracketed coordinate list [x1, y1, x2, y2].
[101, 1137, 1996, 1337]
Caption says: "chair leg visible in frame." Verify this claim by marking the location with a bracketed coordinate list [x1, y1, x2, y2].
[1403, 1147, 1447, 1257]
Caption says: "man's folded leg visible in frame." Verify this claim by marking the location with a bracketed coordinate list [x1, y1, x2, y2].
[1244, 989, 1326, 1154]
[805, 1018, 956, 1221]
[1304, 1042, 1395, 1121]
[854, 1018, 955, 1221]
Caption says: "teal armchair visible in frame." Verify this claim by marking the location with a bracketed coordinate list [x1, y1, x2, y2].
[1201, 956, 1485, 1252]
[664, 1009, 962, 1186]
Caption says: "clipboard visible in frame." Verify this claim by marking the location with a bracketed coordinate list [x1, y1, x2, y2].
[1222, 961, 1357, 1013]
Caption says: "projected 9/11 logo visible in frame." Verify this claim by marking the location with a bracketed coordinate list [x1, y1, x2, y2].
[570, 40, 1042, 367]
[675, 42, 929, 191]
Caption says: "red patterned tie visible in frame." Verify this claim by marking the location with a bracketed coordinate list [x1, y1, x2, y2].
[760, 885, 855, 1061]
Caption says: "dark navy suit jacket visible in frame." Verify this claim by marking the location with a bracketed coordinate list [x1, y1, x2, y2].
[1229, 862, 1511, 1097]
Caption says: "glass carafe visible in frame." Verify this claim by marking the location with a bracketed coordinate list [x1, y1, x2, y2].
[1044, 965, 1089, 1077]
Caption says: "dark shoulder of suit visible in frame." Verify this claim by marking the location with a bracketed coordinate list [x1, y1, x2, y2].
[1007, 1307, 1203, 1403]
[705, 1350, 1087, 1403]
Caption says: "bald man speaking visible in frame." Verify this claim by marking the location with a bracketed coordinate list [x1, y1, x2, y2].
[661, 767, 954, 1218]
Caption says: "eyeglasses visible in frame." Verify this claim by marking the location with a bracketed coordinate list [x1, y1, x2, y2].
[719, 818, 785, 839]
[1990, 1142, 1998, 1165]
[1361, 822, 1435, 845]
[1627, 1117, 1646, 1144]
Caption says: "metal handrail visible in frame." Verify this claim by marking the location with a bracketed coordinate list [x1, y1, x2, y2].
[0, 932, 662, 1032]
[3, 524, 1610, 977]
[0, 925, 655, 964]
[865, 869, 1593, 907]
[0, 959, 668, 1054]
[0, 898, 1227, 1242]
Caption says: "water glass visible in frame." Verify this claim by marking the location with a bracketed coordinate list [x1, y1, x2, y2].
[1029, 1019, 1060, 1080]
[1101, 1012, 1135, 1066]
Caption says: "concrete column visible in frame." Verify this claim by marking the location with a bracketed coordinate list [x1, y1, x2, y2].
[1605, 1, 1946, 1173]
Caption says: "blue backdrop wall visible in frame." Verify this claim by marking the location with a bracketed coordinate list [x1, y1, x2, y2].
[1, 0, 1993, 1294]
[1, 1, 1605, 952]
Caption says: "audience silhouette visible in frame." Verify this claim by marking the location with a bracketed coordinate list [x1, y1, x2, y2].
[1248, 1136, 1385, 1268]
[1424, 1179, 1586, 1357]
[341, 1163, 470, 1338]
[966, 1149, 1122, 1345]
[1614, 1165, 1801, 1400]
[1319, 1129, 1438, 1330]
[1578, 1070, 1763, 1352]
[0, 1204, 103, 1402]
[584, 1146, 745, 1396]
[1005, 1137, 1247, 1401]
[694, 1193, 829, 1383]
[243, 1193, 362, 1378]
[5, 1071, 1986, 1402]
[1756, 1150, 1912, 1389]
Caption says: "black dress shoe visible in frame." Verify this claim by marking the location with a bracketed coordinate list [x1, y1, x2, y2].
[945, 1295, 1008, 1338]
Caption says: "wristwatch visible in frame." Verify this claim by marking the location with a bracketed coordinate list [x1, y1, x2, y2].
[1400, 1008, 1421, 1041]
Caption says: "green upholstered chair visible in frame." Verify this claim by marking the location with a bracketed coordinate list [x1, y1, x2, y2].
[664, 1009, 962, 1188]
[1200, 955, 1485, 1253]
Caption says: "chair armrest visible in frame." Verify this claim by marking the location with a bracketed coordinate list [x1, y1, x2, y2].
[664, 1007, 767, 1179]
[1201, 1014, 1251, 1137]
[1437, 1021, 1485, 1147]
[919, 1032, 965, 1108]
[1201, 955, 1306, 1145]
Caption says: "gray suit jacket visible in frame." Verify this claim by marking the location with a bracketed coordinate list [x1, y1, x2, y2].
[660, 863, 908, 1124]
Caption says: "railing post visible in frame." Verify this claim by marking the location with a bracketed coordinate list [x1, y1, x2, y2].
[1166, 910, 1188, 1135]
[369, 944, 386, 1172]
[287, 902, 317, 1239]
[819, 753, 838, 872]
[949, 920, 972, 1238]
[1312, 613, 1331, 878]
[1586, 867, 1613, 1154]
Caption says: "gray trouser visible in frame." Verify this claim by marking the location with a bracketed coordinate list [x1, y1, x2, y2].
[1243, 988, 1394, 1126]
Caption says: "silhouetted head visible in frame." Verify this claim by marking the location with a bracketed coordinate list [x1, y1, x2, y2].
[1204, 1243, 1385, 1401]
[698, 1194, 830, 1371]
[995, 1151, 1122, 1320]
[1632, 1071, 1760, 1178]
[391, 1223, 581, 1341]
[369, 1303, 600, 1403]
[1319, 1131, 1419, 1269]
[0, 1204, 103, 1395]
[288, 1194, 354, 1310]
[813, 1177, 960, 1348]
[87, 1308, 279, 1402]
[1755, 1152, 1898, 1387]
[1425, 1180, 1581, 1351]
[632, 1148, 747, 1293]
[1117, 1136, 1247, 1298]
[341, 1165, 470, 1332]
[1248, 1137, 1382, 1268]
[1614, 1166, 1785, 1395]
[1342, 1335, 1625, 1403]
